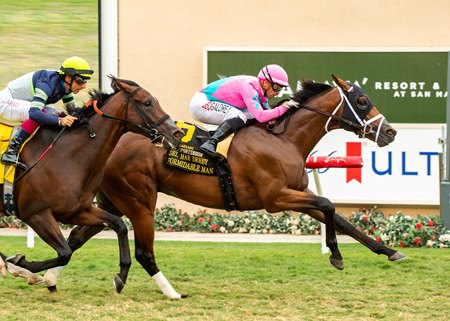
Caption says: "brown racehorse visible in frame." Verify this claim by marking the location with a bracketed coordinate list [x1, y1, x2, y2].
[64, 75, 405, 298]
[0, 76, 184, 293]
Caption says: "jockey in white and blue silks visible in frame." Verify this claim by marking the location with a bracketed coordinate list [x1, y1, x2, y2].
[0, 69, 77, 125]
[189, 64, 294, 158]
[0, 56, 93, 170]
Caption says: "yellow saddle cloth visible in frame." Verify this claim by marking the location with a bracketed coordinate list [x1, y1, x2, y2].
[0, 124, 17, 184]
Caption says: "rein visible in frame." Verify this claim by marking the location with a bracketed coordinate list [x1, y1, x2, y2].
[270, 85, 385, 142]
[88, 87, 170, 141]
[15, 85, 170, 180]
[14, 127, 67, 182]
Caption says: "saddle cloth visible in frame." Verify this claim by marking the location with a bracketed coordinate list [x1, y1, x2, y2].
[0, 124, 17, 184]
[166, 121, 233, 175]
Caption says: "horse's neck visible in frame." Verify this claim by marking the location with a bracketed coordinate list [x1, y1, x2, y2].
[287, 89, 341, 155]
[25, 99, 126, 173]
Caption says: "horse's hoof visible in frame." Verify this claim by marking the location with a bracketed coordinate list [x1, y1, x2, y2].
[113, 275, 125, 294]
[6, 253, 24, 265]
[388, 252, 407, 262]
[181, 294, 190, 298]
[330, 257, 344, 270]
[47, 285, 58, 293]
[27, 274, 44, 285]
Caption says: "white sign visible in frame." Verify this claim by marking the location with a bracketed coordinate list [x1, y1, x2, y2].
[307, 124, 445, 205]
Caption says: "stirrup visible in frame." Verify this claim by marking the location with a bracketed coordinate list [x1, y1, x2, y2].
[2, 157, 28, 171]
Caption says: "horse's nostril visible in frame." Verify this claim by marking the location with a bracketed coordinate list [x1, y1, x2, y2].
[387, 129, 397, 137]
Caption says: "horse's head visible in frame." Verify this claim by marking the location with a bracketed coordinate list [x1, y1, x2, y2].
[110, 76, 184, 147]
[331, 75, 397, 147]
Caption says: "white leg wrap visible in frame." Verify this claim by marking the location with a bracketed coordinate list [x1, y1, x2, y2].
[152, 271, 181, 299]
[5, 262, 44, 285]
[0, 256, 7, 277]
[44, 266, 64, 287]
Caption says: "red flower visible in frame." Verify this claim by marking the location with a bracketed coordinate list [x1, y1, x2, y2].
[375, 237, 381, 242]
[211, 224, 216, 231]
[362, 215, 369, 222]
[426, 220, 434, 227]
[431, 235, 436, 241]
[198, 217, 203, 224]
[371, 226, 376, 231]
[202, 209, 207, 214]
[414, 237, 421, 246]
[399, 241, 406, 248]
[208, 217, 212, 223]
[415, 222, 423, 231]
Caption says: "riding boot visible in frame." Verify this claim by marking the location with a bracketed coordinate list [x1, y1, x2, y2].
[1, 128, 30, 170]
[200, 117, 245, 158]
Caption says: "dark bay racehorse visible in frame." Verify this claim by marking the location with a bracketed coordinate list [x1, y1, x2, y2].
[0, 76, 184, 293]
[60, 75, 405, 298]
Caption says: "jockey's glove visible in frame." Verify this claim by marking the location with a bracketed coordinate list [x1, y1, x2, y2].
[282, 100, 300, 109]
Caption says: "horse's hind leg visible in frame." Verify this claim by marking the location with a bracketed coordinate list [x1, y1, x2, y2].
[69, 206, 131, 293]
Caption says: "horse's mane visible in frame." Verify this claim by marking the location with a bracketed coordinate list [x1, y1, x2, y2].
[265, 80, 333, 131]
[291, 80, 332, 104]
[68, 76, 141, 120]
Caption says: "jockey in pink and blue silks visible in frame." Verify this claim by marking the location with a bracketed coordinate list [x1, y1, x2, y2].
[190, 64, 296, 158]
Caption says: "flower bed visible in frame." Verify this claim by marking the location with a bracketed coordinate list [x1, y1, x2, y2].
[1, 205, 449, 248]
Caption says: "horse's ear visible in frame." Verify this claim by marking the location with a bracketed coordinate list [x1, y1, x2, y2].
[112, 79, 133, 93]
[331, 74, 351, 91]
[331, 74, 339, 84]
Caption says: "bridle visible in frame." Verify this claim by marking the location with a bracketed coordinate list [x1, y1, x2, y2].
[90, 86, 170, 142]
[297, 84, 386, 143]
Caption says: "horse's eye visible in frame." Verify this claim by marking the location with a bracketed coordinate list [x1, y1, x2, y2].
[355, 96, 368, 110]
[144, 101, 152, 107]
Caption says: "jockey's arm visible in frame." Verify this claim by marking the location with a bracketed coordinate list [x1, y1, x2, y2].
[241, 87, 288, 123]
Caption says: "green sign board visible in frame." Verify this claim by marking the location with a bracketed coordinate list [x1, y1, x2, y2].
[206, 50, 448, 123]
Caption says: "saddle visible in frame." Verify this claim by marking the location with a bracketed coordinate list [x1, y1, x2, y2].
[166, 121, 239, 211]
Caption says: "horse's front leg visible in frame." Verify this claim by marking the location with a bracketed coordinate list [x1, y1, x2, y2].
[0, 254, 7, 276]
[265, 188, 343, 270]
[43, 225, 106, 292]
[7, 211, 73, 273]
[0, 252, 43, 285]
[130, 215, 186, 299]
[68, 206, 131, 293]
[301, 188, 406, 261]
[312, 195, 343, 270]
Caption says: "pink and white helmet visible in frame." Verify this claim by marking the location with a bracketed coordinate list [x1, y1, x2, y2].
[257, 64, 289, 87]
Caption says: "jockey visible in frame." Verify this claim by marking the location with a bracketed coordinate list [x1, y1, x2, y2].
[189, 64, 295, 158]
[0, 56, 93, 169]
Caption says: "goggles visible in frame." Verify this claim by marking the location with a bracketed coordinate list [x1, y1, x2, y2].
[74, 75, 88, 85]
[271, 83, 283, 92]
